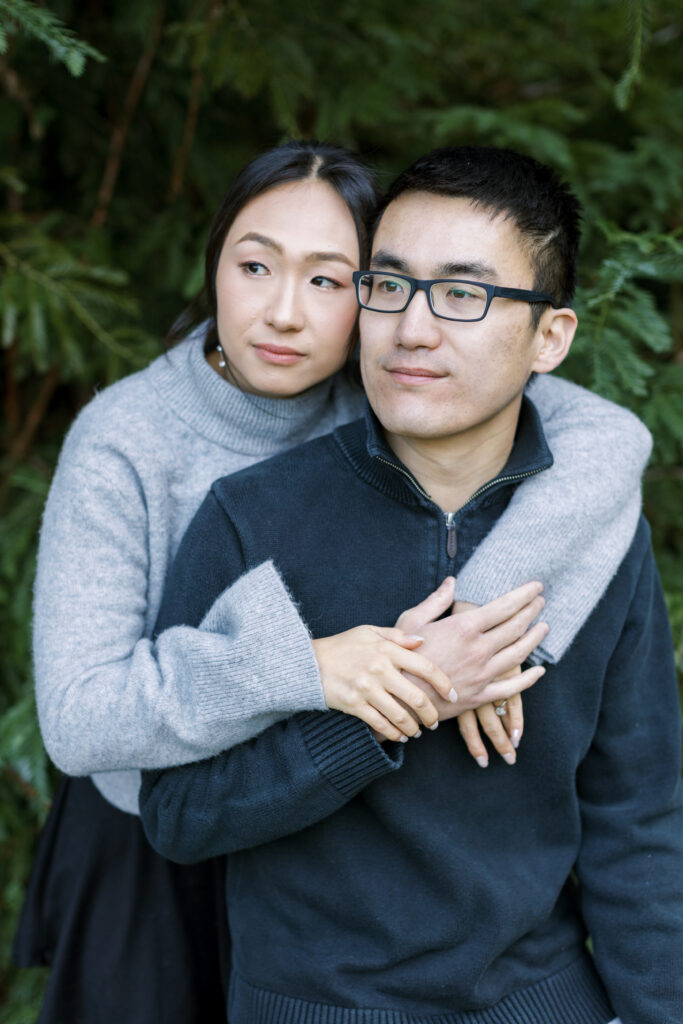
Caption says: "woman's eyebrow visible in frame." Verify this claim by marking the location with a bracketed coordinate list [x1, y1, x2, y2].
[235, 231, 283, 252]
[305, 251, 356, 267]
[235, 232, 354, 267]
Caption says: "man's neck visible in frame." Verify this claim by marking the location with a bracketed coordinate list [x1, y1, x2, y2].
[384, 398, 522, 513]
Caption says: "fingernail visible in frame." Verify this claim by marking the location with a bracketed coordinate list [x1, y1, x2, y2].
[503, 752, 516, 765]
[414, 729, 422, 739]
[511, 729, 520, 748]
[476, 755, 488, 768]
[448, 688, 458, 703]
[406, 634, 424, 643]
[398, 735, 409, 743]
[428, 722, 439, 731]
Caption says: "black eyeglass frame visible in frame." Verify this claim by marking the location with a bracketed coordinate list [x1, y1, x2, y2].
[352, 270, 559, 323]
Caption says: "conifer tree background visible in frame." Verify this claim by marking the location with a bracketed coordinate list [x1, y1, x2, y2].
[1, 0, 681, 1017]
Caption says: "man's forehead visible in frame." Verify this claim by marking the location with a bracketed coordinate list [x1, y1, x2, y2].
[371, 192, 529, 280]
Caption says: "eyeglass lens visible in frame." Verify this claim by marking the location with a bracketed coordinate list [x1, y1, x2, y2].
[357, 273, 489, 321]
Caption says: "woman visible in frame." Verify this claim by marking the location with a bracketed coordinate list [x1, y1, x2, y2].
[14, 141, 650, 1023]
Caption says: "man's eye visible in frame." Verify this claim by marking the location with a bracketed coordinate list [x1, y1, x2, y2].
[241, 262, 269, 276]
[447, 287, 477, 300]
[378, 278, 404, 294]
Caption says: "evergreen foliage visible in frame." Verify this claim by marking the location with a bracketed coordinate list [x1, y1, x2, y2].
[0, 1, 681, 1017]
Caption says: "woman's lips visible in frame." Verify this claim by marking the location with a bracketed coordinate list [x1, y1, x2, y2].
[253, 344, 306, 365]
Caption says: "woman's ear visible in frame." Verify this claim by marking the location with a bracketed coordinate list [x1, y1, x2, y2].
[532, 307, 578, 375]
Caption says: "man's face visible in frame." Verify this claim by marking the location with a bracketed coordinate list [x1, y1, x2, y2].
[359, 193, 551, 445]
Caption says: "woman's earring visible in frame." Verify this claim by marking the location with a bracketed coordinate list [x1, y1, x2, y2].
[216, 343, 226, 368]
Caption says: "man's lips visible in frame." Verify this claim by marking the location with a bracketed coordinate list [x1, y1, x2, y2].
[253, 343, 306, 365]
[385, 365, 447, 384]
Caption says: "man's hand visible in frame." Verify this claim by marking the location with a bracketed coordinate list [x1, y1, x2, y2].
[400, 580, 547, 711]
[396, 580, 545, 762]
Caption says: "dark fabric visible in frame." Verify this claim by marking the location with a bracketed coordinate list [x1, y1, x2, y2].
[140, 399, 683, 1024]
[13, 776, 228, 1024]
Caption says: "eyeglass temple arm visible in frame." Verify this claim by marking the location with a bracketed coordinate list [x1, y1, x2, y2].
[493, 285, 559, 307]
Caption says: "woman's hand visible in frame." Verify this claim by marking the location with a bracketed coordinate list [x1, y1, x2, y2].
[457, 682, 524, 768]
[312, 626, 453, 743]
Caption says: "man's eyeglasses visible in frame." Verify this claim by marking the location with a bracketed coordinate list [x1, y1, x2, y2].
[352, 271, 559, 323]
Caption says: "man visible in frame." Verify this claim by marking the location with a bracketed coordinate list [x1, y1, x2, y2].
[140, 147, 683, 1023]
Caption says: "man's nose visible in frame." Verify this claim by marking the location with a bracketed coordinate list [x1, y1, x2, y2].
[394, 287, 441, 348]
[265, 278, 305, 331]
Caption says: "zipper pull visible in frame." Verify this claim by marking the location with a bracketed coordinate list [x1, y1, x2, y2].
[445, 512, 457, 558]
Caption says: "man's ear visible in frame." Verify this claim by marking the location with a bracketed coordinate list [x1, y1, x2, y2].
[531, 307, 577, 375]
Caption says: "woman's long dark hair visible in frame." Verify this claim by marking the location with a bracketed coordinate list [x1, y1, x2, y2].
[168, 140, 380, 349]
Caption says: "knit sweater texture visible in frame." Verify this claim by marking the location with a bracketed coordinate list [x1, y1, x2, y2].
[141, 401, 683, 1024]
[34, 328, 651, 813]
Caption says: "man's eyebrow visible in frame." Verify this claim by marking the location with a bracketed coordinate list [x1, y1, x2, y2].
[436, 260, 498, 280]
[369, 250, 410, 272]
[370, 251, 498, 280]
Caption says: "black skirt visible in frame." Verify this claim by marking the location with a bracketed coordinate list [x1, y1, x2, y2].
[13, 776, 229, 1024]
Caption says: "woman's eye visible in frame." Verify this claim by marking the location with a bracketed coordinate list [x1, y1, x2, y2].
[311, 275, 341, 290]
[241, 261, 269, 276]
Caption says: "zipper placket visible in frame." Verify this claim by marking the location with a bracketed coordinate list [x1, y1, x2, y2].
[374, 455, 433, 502]
[458, 467, 547, 509]
[375, 456, 547, 557]
[445, 511, 457, 558]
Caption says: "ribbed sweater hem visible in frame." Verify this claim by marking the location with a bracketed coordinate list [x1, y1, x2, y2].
[228, 955, 614, 1023]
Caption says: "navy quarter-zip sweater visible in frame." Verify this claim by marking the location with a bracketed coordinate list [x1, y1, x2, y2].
[141, 399, 683, 1024]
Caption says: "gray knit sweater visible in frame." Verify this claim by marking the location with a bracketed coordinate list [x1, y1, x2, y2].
[33, 329, 652, 814]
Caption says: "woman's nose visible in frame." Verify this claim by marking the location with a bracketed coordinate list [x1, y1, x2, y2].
[264, 279, 305, 332]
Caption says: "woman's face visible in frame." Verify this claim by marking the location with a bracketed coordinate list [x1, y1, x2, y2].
[213, 179, 361, 397]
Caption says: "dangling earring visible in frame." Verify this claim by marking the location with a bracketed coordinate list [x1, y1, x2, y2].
[216, 343, 226, 368]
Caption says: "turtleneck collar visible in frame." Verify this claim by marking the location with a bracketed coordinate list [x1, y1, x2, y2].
[334, 395, 553, 511]
[147, 326, 356, 457]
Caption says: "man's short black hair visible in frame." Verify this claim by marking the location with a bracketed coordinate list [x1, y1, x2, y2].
[378, 146, 582, 321]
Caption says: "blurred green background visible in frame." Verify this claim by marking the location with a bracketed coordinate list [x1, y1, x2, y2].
[1, 0, 681, 1018]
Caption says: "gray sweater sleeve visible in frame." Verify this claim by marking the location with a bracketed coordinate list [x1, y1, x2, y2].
[34, 451, 327, 778]
[455, 374, 652, 663]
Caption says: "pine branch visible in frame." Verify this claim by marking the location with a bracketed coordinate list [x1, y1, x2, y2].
[615, 0, 652, 110]
[3, 338, 20, 440]
[0, 54, 41, 139]
[166, 64, 203, 203]
[0, 239, 134, 359]
[5, 367, 58, 470]
[90, 0, 166, 228]
[0, 0, 104, 76]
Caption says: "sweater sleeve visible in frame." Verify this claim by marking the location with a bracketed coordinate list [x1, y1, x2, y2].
[455, 375, 652, 664]
[140, 491, 404, 863]
[34, 451, 326, 778]
[575, 534, 683, 1020]
[140, 711, 403, 863]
